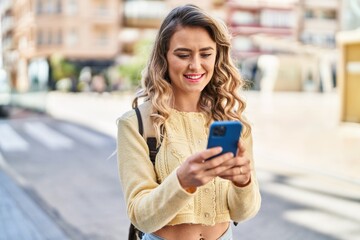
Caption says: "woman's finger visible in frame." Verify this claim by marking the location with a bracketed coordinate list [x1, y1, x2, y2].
[191, 147, 223, 163]
[237, 140, 246, 156]
[219, 164, 251, 177]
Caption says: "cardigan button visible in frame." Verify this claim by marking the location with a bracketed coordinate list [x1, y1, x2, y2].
[204, 213, 210, 218]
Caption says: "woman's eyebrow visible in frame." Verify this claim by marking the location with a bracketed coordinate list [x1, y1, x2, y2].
[199, 47, 215, 51]
[173, 47, 215, 52]
[174, 48, 191, 53]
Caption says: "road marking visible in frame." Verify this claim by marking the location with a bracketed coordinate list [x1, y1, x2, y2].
[0, 124, 29, 151]
[284, 210, 360, 240]
[58, 123, 108, 146]
[263, 182, 360, 223]
[24, 122, 74, 150]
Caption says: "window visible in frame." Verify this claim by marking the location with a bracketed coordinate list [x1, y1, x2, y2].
[96, 0, 108, 16]
[67, 0, 78, 15]
[36, 0, 43, 14]
[37, 30, 44, 45]
[47, 30, 53, 45]
[96, 29, 108, 46]
[56, 29, 63, 45]
[67, 29, 78, 46]
[56, 0, 62, 13]
[36, 0, 62, 14]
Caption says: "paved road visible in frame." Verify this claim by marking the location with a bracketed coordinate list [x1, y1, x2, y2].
[0, 110, 128, 239]
[1, 92, 360, 240]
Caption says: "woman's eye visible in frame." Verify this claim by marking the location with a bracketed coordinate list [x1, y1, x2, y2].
[178, 54, 189, 59]
[201, 53, 212, 58]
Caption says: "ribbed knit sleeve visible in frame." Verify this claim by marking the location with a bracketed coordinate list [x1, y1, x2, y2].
[117, 111, 195, 233]
[227, 133, 261, 222]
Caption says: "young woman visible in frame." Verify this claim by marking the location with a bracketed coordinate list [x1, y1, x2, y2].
[117, 4, 261, 240]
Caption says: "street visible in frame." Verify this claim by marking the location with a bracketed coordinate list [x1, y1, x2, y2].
[0, 92, 360, 240]
[0, 109, 127, 239]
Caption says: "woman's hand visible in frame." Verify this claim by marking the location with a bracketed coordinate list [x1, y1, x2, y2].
[218, 141, 252, 187]
[176, 147, 235, 191]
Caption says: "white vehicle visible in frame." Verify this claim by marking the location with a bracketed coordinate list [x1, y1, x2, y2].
[0, 69, 11, 117]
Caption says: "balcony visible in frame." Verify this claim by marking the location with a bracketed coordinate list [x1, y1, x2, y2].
[123, 1, 168, 28]
[227, 0, 297, 11]
[228, 2, 296, 37]
[91, 8, 118, 25]
[1, 16, 14, 34]
[0, 0, 12, 13]
[303, 19, 338, 33]
[303, 0, 339, 10]
[231, 25, 293, 36]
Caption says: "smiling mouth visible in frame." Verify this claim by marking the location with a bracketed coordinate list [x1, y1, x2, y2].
[184, 73, 205, 80]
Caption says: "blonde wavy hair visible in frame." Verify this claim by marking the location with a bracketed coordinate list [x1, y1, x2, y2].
[132, 4, 251, 142]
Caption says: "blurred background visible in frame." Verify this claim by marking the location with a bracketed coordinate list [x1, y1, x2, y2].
[0, 0, 359, 240]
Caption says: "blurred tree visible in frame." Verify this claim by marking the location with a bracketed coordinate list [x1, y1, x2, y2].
[50, 54, 79, 91]
[118, 39, 152, 87]
[50, 54, 78, 81]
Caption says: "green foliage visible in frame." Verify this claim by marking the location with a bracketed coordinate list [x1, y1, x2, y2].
[50, 54, 78, 81]
[118, 39, 153, 87]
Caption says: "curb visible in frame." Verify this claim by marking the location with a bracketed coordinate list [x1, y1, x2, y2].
[0, 152, 87, 240]
[0, 152, 71, 240]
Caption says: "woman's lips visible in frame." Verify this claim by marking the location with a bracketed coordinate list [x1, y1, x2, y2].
[184, 73, 205, 82]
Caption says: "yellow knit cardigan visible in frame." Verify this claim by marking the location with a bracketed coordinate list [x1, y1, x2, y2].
[117, 101, 261, 233]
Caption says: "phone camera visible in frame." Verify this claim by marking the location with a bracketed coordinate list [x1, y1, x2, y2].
[213, 126, 226, 136]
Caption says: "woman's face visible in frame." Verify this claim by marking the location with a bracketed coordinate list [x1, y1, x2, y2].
[166, 26, 217, 99]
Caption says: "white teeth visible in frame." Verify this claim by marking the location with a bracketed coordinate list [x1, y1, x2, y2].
[186, 74, 202, 79]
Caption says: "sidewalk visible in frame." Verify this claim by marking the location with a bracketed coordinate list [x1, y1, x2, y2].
[44, 90, 360, 185]
[0, 153, 69, 240]
[243, 91, 360, 185]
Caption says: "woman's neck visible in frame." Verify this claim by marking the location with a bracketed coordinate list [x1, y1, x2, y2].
[174, 96, 200, 112]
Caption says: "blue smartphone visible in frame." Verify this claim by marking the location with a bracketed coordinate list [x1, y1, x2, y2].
[206, 121, 243, 160]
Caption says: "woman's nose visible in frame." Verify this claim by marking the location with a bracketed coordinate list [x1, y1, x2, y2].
[189, 56, 201, 70]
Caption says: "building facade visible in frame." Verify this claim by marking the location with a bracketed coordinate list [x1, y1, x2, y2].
[119, 0, 226, 54]
[1, 0, 120, 92]
[2, 0, 354, 93]
[1, 0, 225, 92]
[226, 0, 342, 60]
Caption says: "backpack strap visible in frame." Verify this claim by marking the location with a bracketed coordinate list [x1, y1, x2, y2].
[134, 108, 144, 136]
[128, 223, 143, 240]
[134, 107, 159, 165]
[147, 137, 158, 165]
